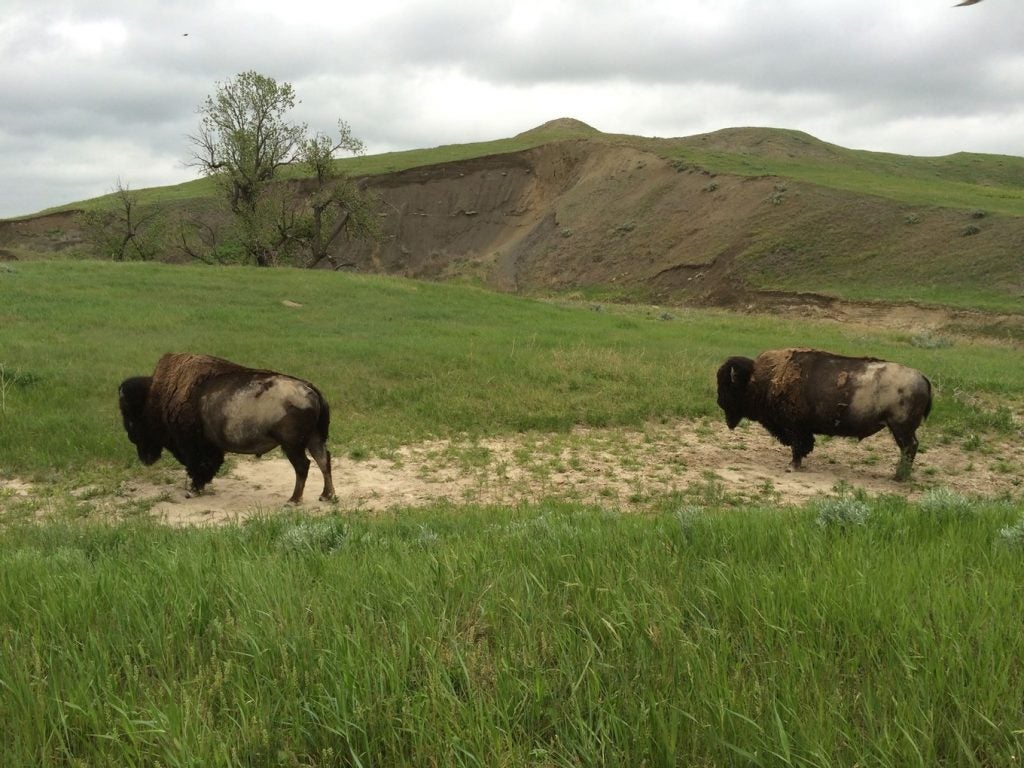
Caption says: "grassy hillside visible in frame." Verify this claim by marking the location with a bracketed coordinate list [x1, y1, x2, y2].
[0, 261, 1019, 477]
[39, 122, 1024, 218]
[660, 127, 1024, 215]
[36, 120, 605, 216]
[10, 121, 1020, 319]
[41, 121, 1024, 217]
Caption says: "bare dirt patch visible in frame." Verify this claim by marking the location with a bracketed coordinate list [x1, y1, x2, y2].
[54, 419, 1020, 526]
[0, 478, 34, 497]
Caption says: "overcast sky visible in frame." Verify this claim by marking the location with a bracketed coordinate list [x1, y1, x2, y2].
[1, 0, 1021, 219]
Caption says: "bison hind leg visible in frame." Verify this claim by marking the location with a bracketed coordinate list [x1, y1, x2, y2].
[889, 425, 919, 481]
[307, 439, 336, 502]
[282, 444, 311, 504]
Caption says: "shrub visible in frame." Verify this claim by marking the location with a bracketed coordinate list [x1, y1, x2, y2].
[910, 332, 952, 349]
[815, 496, 870, 529]
[997, 517, 1024, 549]
[918, 487, 974, 518]
[675, 504, 704, 530]
[277, 519, 349, 553]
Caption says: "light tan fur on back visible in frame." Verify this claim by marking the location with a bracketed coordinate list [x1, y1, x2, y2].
[848, 362, 922, 422]
[212, 378, 317, 450]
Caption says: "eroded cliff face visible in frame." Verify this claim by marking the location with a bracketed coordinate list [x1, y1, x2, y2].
[344, 139, 783, 300]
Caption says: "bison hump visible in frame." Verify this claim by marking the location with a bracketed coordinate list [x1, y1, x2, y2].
[754, 349, 803, 401]
[150, 353, 260, 433]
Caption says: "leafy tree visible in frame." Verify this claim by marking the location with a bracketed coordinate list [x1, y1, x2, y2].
[187, 71, 376, 267]
[290, 124, 380, 268]
[188, 71, 304, 214]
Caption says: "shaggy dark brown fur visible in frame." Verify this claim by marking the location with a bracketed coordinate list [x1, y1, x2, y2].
[717, 348, 932, 479]
[119, 353, 336, 502]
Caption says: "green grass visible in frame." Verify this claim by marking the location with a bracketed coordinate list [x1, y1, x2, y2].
[671, 150, 1024, 215]
[660, 128, 1024, 216]
[1, 260, 1020, 477]
[736, 235, 1024, 315]
[2, 498, 1024, 766]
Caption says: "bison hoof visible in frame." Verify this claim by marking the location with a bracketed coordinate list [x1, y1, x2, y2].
[319, 493, 337, 502]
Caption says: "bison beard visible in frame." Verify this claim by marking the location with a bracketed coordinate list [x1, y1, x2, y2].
[716, 348, 932, 480]
[119, 353, 336, 503]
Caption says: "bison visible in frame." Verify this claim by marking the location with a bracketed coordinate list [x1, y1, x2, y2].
[118, 353, 336, 503]
[716, 348, 932, 479]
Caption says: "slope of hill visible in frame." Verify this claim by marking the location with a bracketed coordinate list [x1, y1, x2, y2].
[1, 121, 1022, 316]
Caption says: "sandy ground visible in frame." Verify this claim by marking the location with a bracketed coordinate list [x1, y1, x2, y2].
[6, 419, 1017, 526]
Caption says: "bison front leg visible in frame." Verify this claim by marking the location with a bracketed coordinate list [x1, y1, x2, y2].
[178, 444, 225, 497]
[789, 433, 815, 471]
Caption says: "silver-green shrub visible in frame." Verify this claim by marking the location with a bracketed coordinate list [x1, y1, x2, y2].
[919, 488, 973, 518]
[816, 497, 870, 529]
[277, 519, 349, 553]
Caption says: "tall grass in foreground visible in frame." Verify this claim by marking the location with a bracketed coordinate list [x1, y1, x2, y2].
[2, 498, 1024, 766]
[1, 261, 1020, 477]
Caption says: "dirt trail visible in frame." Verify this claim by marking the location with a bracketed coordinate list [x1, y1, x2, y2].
[7, 419, 1013, 526]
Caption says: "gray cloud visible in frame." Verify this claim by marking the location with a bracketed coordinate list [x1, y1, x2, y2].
[1, 0, 1021, 218]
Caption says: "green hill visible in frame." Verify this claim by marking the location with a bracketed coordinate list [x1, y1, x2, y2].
[2, 121, 1022, 313]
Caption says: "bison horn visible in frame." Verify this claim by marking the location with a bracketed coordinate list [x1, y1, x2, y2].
[730, 365, 738, 385]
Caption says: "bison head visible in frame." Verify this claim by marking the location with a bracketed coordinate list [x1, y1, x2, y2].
[118, 376, 162, 465]
[716, 356, 755, 430]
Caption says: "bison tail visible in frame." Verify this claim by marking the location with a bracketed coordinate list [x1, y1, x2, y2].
[314, 386, 331, 442]
[922, 375, 934, 421]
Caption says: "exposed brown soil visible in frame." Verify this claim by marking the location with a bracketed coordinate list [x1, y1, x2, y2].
[5, 419, 1020, 525]
[344, 140, 809, 296]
